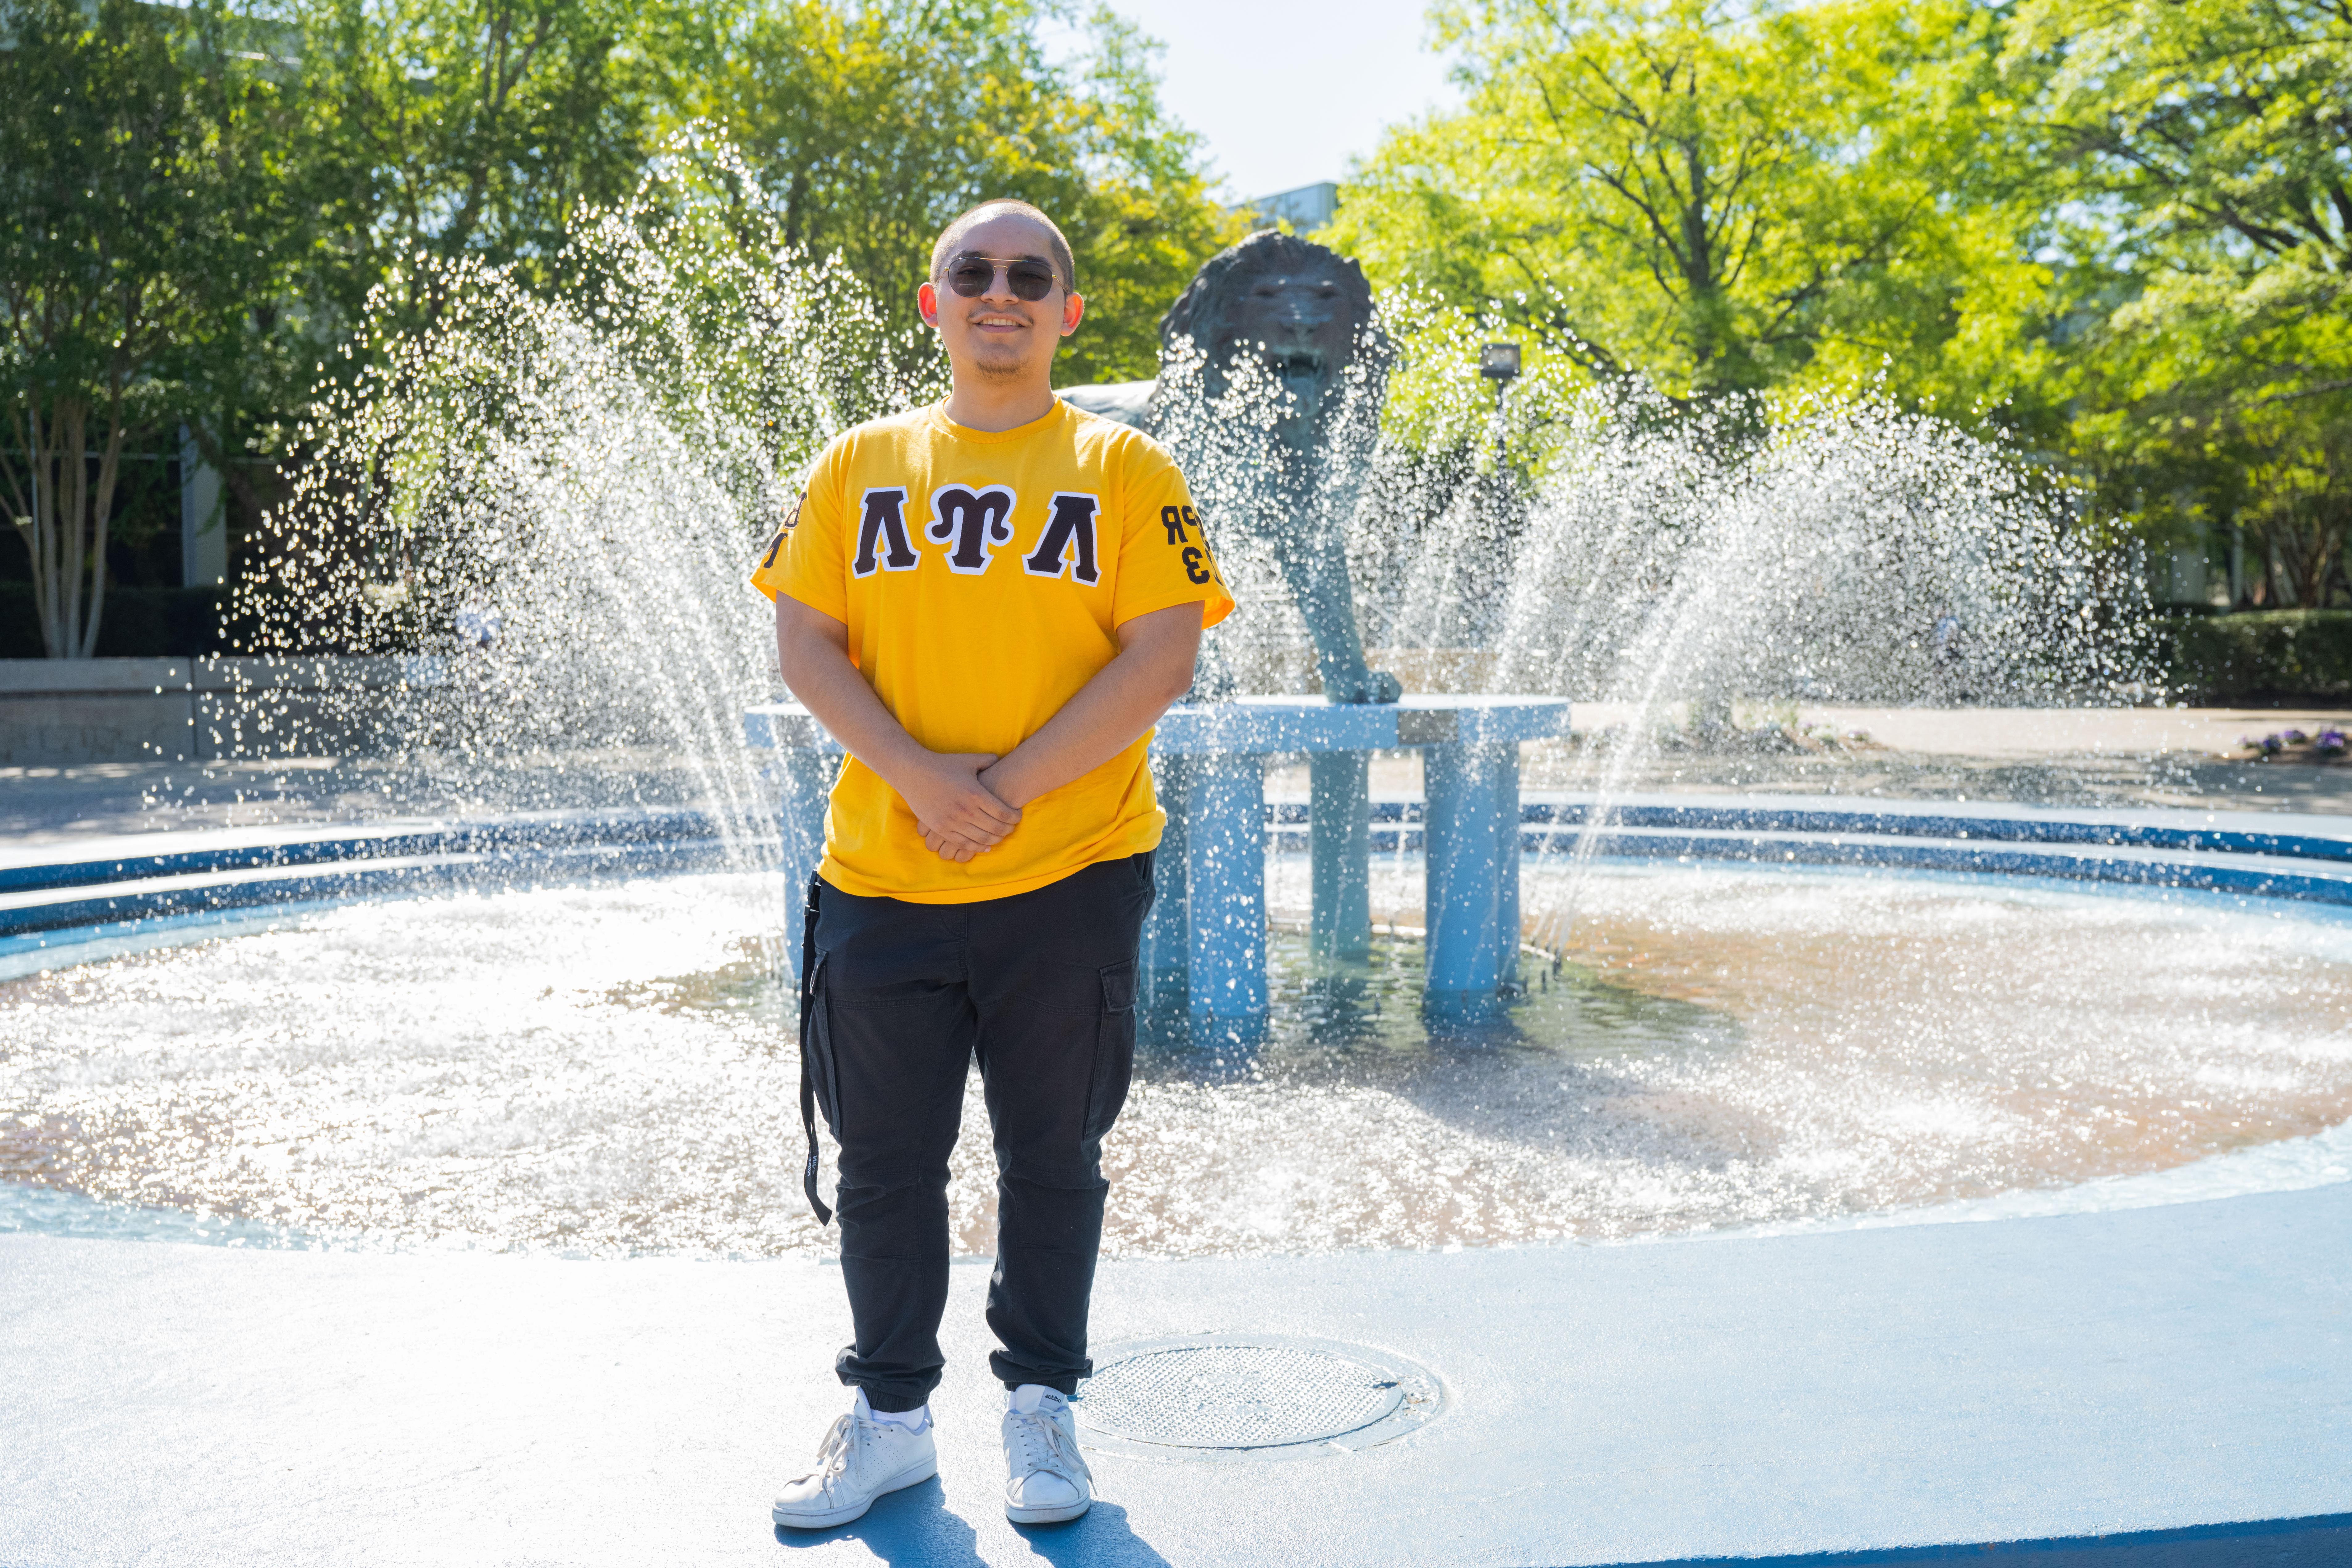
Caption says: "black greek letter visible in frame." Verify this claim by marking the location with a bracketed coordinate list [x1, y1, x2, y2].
[1024, 492, 1102, 584]
[926, 484, 1017, 575]
[852, 487, 918, 577]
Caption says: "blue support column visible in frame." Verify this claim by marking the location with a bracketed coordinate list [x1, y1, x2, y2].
[1423, 739, 1518, 1017]
[1186, 752, 1268, 1021]
[1497, 744, 1522, 992]
[1309, 750, 1372, 963]
[1141, 755, 1192, 1015]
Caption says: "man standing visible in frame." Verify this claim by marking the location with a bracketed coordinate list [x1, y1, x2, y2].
[757, 199, 1233, 1529]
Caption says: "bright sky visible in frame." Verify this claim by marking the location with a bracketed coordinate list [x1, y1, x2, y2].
[1101, 0, 1461, 203]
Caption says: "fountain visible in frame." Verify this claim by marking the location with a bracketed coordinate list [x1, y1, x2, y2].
[749, 232, 1569, 1024]
[0, 163, 2346, 1265]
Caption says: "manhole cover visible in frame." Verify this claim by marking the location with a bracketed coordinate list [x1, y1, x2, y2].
[1075, 1334, 1443, 1462]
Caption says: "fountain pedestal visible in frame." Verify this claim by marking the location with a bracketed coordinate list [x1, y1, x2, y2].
[742, 694, 1571, 1018]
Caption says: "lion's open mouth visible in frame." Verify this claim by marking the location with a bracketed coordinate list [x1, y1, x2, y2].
[1268, 350, 1327, 410]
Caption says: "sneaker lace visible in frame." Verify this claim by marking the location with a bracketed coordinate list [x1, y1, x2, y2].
[800, 1412, 857, 1495]
[1007, 1403, 1091, 1487]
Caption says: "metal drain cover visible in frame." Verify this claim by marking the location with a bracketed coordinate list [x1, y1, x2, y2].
[1076, 1334, 1443, 1462]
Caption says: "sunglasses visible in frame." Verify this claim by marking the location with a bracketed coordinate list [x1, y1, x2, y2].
[943, 253, 1061, 302]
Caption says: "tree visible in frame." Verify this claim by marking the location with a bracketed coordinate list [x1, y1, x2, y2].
[1325, 0, 2063, 417]
[1, 0, 288, 656]
[2008, 0, 2352, 604]
[164, 0, 711, 545]
[293, 0, 695, 327]
[689, 0, 1243, 385]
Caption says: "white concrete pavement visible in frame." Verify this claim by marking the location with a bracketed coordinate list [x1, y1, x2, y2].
[3, 1184, 2347, 1567]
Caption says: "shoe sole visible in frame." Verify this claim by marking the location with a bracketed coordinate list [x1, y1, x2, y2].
[771, 1455, 938, 1530]
[1005, 1496, 1091, 1525]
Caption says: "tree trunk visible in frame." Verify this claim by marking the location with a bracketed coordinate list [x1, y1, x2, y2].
[12, 396, 114, 659]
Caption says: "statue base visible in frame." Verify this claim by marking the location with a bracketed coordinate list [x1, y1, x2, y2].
[742, 693, 1573, 1022]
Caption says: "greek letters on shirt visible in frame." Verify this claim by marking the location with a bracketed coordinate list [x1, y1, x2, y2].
[756, 490, 805, 571]
[1161, 503, 1216, 585]
[925, 484, 1018, 574]
[851, 486, 918, 577]
[1023, 493, 1101, 584]
[846, 484, 1121, 584]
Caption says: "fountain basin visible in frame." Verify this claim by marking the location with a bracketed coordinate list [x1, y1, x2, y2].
[9, 798, 2352, 1255]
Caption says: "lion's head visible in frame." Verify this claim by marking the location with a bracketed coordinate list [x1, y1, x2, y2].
[1159, 231, 1384, 447]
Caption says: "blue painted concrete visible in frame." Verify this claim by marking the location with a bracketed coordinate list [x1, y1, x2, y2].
[1619, 1516, 2352, 1566]
[1307, 751, 1372, 960]
[745, 693, 1575, 757]
[25, 791, 2352, 966]
[0, 810, 739, 949]
[1424, 739, 1523, 1003]
[1184, 754, 1269, 1018]
[2, 1184, 2345, 1566]
[1150, 694, 1572, 754]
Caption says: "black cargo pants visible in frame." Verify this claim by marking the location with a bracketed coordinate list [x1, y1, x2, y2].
[801, 852, 1152, 1411]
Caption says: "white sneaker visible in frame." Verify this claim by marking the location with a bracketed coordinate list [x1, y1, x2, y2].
[1001, 1384, 1092, 1525]
[771, 1390, 938, 1530]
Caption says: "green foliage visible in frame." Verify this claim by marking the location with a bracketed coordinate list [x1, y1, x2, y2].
[2007, 0, 2352, 605]
[0, 0, 1235, 659]
[1374, 290, 1599, 473]
[686, 1, 1243, 385]
[292, 0, 695, 326]
[1331, 0, 2352, 605]
[2162, 610, 2352, 701]
[0, 0, 293, 656]
[1327, 0, 2060, 418]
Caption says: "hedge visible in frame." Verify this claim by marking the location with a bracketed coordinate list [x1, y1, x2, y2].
[2159, 610, 2352, 704]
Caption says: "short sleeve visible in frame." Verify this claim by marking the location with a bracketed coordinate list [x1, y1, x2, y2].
[749, 438, 849, 621]
[1110, 439, 1237, 630]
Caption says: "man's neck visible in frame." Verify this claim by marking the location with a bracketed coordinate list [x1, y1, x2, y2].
[940, 371, 1058, 434]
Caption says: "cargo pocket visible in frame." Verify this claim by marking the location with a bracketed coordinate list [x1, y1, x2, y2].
[1083, 959, 1138, 1142]
[805, 950, 843, 1135]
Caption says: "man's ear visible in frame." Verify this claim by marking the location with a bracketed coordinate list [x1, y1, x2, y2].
[1060, 292, 1085, 337]
[917, 280, 940, 328]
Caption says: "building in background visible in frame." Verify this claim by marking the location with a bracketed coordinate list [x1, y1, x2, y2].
[178, 427, 225, 588]
[1239, 181, 1338, 235]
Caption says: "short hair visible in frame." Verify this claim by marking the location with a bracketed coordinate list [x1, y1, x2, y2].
[929, 200, 1077, 294]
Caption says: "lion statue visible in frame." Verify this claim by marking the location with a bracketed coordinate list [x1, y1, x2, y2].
[1062, 230, 1399, 704]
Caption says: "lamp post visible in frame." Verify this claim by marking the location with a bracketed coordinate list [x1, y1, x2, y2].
[1480, 341, 1521, 402]
[1480, 342, 1520, 453]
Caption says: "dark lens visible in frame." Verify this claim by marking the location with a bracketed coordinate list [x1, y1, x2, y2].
[1007, 262, 1057, 301]
[946, 259, 994, 298]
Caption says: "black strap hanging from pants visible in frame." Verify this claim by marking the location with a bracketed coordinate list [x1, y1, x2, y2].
[797, 872, 833, 1226]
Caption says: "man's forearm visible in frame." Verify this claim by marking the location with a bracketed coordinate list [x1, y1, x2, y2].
[775, 615, 929, 784]
[774, 596, 1019, 856]
[982, 604, 1202, 808]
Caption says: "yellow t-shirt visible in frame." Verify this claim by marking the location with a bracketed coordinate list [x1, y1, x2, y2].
[750, 398, 1236, 903]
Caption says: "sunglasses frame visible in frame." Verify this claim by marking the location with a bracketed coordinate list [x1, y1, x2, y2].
[941, 251, 1063, 303]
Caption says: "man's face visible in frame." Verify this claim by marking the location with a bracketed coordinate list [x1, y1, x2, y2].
[918, 212, 1084, 384]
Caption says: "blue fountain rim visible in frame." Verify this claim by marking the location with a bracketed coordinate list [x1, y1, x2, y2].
[13, 795, 2352, 972]
[0, 808, 752, 977]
